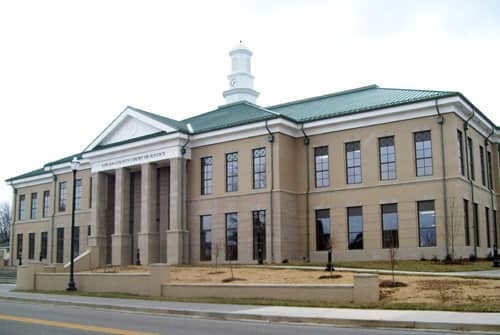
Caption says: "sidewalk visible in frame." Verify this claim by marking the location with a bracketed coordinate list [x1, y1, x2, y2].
[260, 265, 500, 279]
[0, 284, 499, 332]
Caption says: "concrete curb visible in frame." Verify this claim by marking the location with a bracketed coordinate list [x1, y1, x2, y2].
[1, 295, 499, 333]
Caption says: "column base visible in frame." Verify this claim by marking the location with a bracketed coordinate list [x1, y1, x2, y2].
[137, 232, 160, 265]
[167, 230, 189, 265]
[111, 234, 132, 266]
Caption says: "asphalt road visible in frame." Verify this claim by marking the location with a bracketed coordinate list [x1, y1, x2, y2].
[0, 300, 490, 335]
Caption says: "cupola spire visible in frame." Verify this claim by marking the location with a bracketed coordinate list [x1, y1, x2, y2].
[222, 42, 259, 104]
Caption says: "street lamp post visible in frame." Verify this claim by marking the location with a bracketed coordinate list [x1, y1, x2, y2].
[67, 156, 80, 291]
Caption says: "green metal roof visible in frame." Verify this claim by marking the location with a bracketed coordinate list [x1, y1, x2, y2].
[5, 168, 48, 182]
[267, 85, 457, 122]
[182, 101, 278, 134]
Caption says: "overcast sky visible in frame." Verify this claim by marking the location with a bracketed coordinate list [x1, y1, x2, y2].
[1, 0, 500, 205]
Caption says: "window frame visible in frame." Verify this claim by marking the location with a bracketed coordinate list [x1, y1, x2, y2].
[315, 208, 331, 251]
[467, 137, 475, 180]
[473, 202, 479, 247]
[457, 130, 464, 176]
[485, 207, 491, 248]
[381, 203, 399, 248]
[200, 215, 212, 261]
[28, 232, 35, 260]
[347, 206, 363, 250]
[252, 210, 266, 260]
[418, 200, 436, 247]
[252, 148, 266, 189]
[225, 152, 238, 192]
[346, 141, 362, 184]
[42, 191, 50, 218]
[414, 131, 433, 177]
[464, 199, 470, 246]
[40, 231, 48, 260]
[379, 136, 396, 181]
[200, 156, 213, 195]
[314, 146, 329, 188]
[75, 178, 82, 210]
[30, 192, 37, 220]
[225, 212, 238, 260]
[18, 194, 25, 220]
[480, 145, 486, 186]
[59, 182, 67, 212]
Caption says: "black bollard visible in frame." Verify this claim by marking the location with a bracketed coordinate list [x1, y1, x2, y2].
[324, 249, 334, 272]
[136, 248, 141, 266]
[493, 244, 500, 268]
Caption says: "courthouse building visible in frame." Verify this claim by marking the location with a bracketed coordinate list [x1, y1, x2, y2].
[6, 44, 500, 267]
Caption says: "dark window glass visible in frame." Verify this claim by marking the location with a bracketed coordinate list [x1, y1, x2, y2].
[226, 153, 238, 192]
[200, 215, 212, 261]
[485, 207, 491, 248]
[382, 204, 399, 248]
[253, 148, 266, 189]
[87, 225, 91, 236]
[201, 157, 213, 195]
[464, 199, 470, 246]
[17, 234, 23, 260]
[467, 137, 474, 180]
[348, 207, 363, 249]
[43, 191, 50, 218]
[56, 227, 64, 263]
[480, 146, 486, 186]
[73, 226, 80, 257]
[89, 177, 93, 208]
[473, 203, 479, 247]
[314, 146, 329, 187]
[457, 130, 464, 176]
[346, 141, 362, 184]
[379, 136, 396, 180]
[418, 200, 436, 247]
[225, 213, 238, 260]
[40, 232, 48, 260]
[253, 210, 266, 260]
[59, 182, 67, 211]
[494, 210, 498, 248]
[487, 151, 493, 189]
[315, 209, 331, 251]
[30, 193, 37, 220]
[18, 195, 25, 220]
[415, 131, 433, 176]
[28, 233, 35, 259]
[75, 179, 82, 210]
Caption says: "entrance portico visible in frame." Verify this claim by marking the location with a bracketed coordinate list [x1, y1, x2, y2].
[83, 107, 191, 267]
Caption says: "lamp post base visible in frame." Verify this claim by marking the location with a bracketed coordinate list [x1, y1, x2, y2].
[67, 281, 77, 291]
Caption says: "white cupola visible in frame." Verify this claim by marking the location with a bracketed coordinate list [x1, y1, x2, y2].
[222, 42, 260, 104]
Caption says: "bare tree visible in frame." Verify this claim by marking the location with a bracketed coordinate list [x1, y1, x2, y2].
[387, 233, 398, 285]
[0, 202, 10, 243]
[213, 240, 222, 273]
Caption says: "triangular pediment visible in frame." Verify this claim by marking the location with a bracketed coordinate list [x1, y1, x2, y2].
[85, 107, 179, 151]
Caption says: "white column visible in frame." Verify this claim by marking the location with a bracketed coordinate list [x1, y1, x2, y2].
[138, 163, 160, 264]
[112, 168, 131, 265]
[88, 172, 108, 268]
[167, 158, 188, 264]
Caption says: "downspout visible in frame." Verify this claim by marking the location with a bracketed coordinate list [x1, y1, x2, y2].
[485, 128, 496, 249]
[463, 109, 476, 257]
[435, 100, 450, 258]
[265, 121, 275, 263]
[49, 168, 57, 264]
[9, 185, 16, 266]
[180, 134, 190, 264]
[301, 124, 311, 262]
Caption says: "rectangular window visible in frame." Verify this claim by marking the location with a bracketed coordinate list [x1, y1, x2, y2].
[480, 146, 486, 186]
[225, 213, 238, 260]
[201, 156, 213, 195]
[43, 191, 50, 218]
[87, 225, 91, 236]
[30, 193, 37, 220]
[457, 130, 464, 176]
[348, 206, 363, 249]
[252, 210, 266, 260]
[73, 226, 80, 257]
[18, 195, 25, 220]
[89, 177, 93, 208]
[415, 131, 433, 176]
[253, 148, 266, 189]
[487, 151, 493, 189]
[346, 141, 362, 184]
[467, 137, 474, 180]
[40, 232, 48, 260]
[379, 136, 396, 180]
[382, 204, 399, 248]
[56, 227, 64, 263]
[418, 200, 436, 247]
[494, 210, 498, 248]
[28, 233, 35, 260]
[59, 182, 67, 211]
[315, 209, 331, 251]
[75, 179, 82, 210]
[17, 234, 23, 260]
[200, 215, 212, 261]
[473, 203, 479, 247]
[226, 153, 238, 192]
[464, 199, 470, 246]
[485, 207, 491, 248]
[314, 146, 329, 187]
